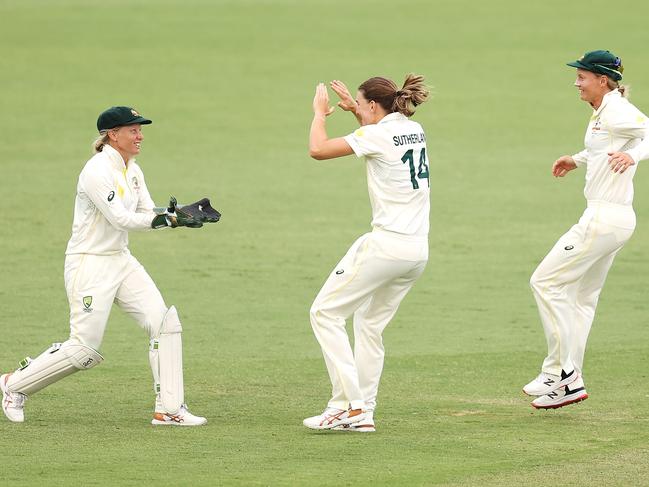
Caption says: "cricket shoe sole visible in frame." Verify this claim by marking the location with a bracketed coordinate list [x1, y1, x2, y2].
[531, 378, 588, 410]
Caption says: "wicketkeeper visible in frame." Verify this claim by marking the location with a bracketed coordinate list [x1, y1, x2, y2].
[1, 106, 221, 425]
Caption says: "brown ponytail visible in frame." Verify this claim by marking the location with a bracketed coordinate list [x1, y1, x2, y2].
[392, 74, 429, 116]
[358, 74, 430, 117]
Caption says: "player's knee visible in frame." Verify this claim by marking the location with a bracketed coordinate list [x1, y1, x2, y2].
[149, 306, 176, 339]
[68, 333, 103, 352]
[309, 305, 321, 328]
[529, 270, 547, 293]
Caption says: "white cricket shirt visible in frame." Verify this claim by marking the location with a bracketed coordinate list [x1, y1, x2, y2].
[572, 89, 649, 206]
[344, 112, 430, 237]
[65, 144, 156, 255]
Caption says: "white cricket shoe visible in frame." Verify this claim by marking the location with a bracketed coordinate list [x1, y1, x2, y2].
[1, 373, 27, 423]
[303, 407, 367, 430]
[152, 401, 207, 426]
[333, 411, 375, 432]
[523, 369, 577, 396]
[532, 376, 588, 409]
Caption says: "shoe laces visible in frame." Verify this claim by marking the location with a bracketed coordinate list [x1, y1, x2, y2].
[9, 392, 26, 408]
[322, 407, 344, 417]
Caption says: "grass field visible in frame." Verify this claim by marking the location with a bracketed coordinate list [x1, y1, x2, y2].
[2, 0, 649, 485]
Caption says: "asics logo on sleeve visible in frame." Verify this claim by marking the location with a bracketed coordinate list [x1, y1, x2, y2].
[107, 191, 115, 202]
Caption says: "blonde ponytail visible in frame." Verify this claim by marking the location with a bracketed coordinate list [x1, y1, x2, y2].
[606, 76, 629, 98]
[93, 130, 110, 153]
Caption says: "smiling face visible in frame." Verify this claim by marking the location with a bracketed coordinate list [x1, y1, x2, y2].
[108, 124, 144, 162]
[574, 69, 610, 108]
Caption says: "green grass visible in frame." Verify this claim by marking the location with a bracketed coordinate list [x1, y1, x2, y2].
[2, 0, 649, 485]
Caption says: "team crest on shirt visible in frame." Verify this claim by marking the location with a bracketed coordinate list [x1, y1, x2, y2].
[83, 296, 93, 313]
[591, 118, 602, 132]
[132, 176, 140, 190]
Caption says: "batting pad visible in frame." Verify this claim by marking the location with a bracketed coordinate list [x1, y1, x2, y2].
[157, 306, 184, 414]
[7, 341, 103, 396]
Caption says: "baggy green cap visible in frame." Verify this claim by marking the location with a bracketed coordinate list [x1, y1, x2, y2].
[567, 50, 623, 81]
[97, 106, 152, 132]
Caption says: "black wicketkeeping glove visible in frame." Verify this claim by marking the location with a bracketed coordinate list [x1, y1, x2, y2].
[151, 197, 204, 229]
[176, 198, 221, 223]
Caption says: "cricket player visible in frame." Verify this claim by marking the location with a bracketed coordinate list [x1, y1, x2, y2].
[524, 51, 649, 409]
[1, 106, 220, 425]
[303, 75, 430, 432]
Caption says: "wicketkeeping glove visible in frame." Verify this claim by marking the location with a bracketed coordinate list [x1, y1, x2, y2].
[151, 197, 204, 229]
[175, 198, 221, 223]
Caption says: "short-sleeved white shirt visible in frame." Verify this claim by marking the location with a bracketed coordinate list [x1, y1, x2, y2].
[65, 145, 156, 256]
[344, 112, 430, 237]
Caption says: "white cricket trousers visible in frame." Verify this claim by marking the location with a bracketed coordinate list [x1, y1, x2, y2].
[310, 228, 428, 412]
[64, 250, 167, 350]
[530, 200, 635, 376]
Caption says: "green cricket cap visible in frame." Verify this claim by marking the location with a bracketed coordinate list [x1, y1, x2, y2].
[97, 106, 152, 132]
[567, 50, 623, 81]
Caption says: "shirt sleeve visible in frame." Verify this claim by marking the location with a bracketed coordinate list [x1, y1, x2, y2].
[623, 117, 649, 163]
[343, 125, 382, 158]
[571, 149, 588, 167]
[608, 107, 649, 162]
[81, 164, 153, 232]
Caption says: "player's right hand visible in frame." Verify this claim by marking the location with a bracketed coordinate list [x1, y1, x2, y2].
[552, 156, 577, 177]
[151, 197, 203, 229]
[313, 83, 335, 117]
[330, 80, 358, 113]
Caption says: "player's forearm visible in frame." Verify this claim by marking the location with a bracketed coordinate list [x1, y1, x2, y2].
[625, 126, 649, 163]
[309, 114, 329, 160]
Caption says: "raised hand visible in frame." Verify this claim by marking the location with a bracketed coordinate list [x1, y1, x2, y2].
[330, 80, 358, 113]
[313, 83, 335, 117]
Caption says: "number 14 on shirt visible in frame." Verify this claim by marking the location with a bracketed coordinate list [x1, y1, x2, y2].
[401, 148, 429, 189]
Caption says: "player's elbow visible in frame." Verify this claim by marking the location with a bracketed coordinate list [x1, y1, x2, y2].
[309, 148, 328, 160]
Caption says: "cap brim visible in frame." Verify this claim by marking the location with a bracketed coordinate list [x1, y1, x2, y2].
[567, 61, 589, 69]
[127, 116, 152, 125]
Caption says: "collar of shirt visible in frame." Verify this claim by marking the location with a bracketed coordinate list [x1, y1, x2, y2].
[592, 88, 621, 117]
[378, 112, 408, 124]
[102, 144, 135, 171]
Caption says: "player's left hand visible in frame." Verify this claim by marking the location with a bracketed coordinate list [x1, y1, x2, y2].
[330, 80, 358, 113]
[608, 152, 636, 173]
[313, 83, 335, 117]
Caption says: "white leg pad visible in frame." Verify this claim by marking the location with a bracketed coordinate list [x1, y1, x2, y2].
[153, 306, 184, 414]
[7, 341, 103, 396]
